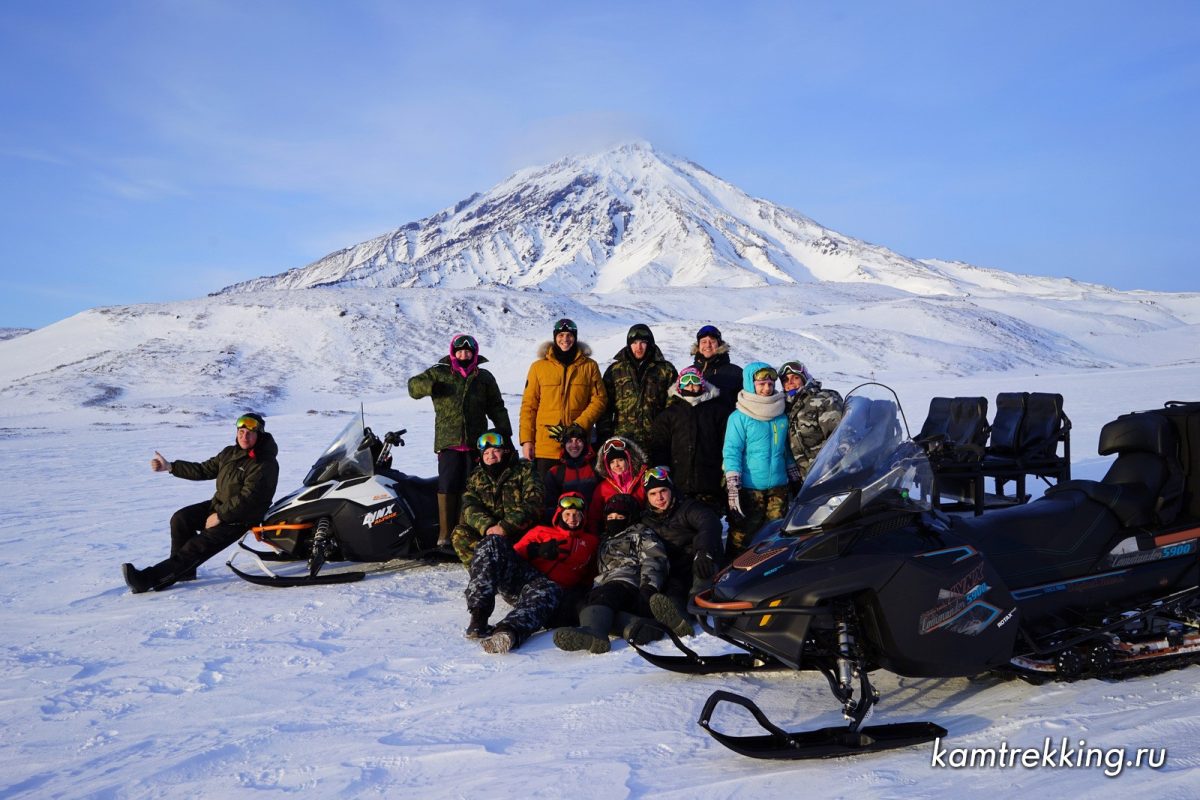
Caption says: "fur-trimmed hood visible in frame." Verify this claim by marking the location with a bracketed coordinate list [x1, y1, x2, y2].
[594, 436, 649, 480]
[536, 340, 594, 361]
[690, 340, 731, 358]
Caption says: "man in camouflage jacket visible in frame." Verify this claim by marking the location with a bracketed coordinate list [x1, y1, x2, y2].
[598, 323, 677, 450]
[781, 362, 844, 483]
[451, 431, 545, 565]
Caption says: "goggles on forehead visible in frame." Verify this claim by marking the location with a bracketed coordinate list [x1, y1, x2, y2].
[477, 431, 506, 450]
[753, 368, 778, 383]
[452, 335, 477, 351]
[553, 318, 578, 334]
[235, 415, 262, 431]
[678, 372, 704, 387]
[779, 361, 809, 380]
[642, 465, 671, 486]
[558, 494, 586, 511]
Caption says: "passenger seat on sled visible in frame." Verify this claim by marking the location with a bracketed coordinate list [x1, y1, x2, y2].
[952, 413, 1183, 588]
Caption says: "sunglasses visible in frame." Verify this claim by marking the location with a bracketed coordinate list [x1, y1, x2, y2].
[558, 494, 586, 511]
[477, 431, 506, 449]
[678, 373, 703, 387]
[235, 415, 261, 431]
[642, 465, 671, 486]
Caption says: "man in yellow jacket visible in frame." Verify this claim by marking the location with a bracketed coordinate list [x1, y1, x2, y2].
[520, 318, 608, 476]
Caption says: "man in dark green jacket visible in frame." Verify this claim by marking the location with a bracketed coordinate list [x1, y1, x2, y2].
[450, 430, 544, 565]
[598, 323, 677, 451]
[122, 412, 279, 593]
[409, 334, 512, 555]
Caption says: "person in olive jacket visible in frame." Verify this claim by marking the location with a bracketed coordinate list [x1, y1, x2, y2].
[409, 333, 512, 555]
[450, 430, 545, 565]
[122, 412, 279, 594]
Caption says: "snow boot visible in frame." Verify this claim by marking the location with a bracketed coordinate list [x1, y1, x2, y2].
[121, 563, 174, 594]
[552, 604, 613, 654]
[615, 611, 665, 646]
[481, 626, 517, 654]
[436, 493, 462, 557]
[464, 606, 493, 639]
[649, 593, 694, 638]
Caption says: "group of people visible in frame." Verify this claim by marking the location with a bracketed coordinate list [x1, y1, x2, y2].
[409, 317, 845, 653]
[120, 317, 845, 658]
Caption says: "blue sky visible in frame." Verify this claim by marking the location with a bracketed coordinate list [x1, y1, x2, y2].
[2, 1, 1197, 329]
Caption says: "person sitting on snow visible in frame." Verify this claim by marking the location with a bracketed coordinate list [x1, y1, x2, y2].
[122, 412, 279, 593]
[451, 430, 544, 565]
[464, 491, 599, 654]
[552, 493, 668, 654]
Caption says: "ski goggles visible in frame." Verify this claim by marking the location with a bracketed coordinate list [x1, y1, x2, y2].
[752, 368, 779, 383]
[553, 318, 578, 335]
[452, 334, 477, 352]
[477, 431, 506, 450]
[678, 372, 704, 388]
[642, 465, 672, 486]
[603, 437, 631, 454]
[557, 493, 586, 511]
[779, 361, 810, 381]
[235, 415, 262, 431]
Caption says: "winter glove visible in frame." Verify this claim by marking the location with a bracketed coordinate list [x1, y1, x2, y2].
[725, 472, 743, 519]
[546, 424, 568, 443]
[528, 539, 568, 560]
[786, 461, 803, 484]
[693, 551, 717, 580]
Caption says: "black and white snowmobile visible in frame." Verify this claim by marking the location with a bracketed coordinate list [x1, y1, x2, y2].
[634, 384, 1200, 760]
[227, 413, 441, 587]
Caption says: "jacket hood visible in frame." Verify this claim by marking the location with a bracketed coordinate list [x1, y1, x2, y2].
[447, 333, 482, 377]
[536, 340, 593, 360]
[594, 436, 649, 479]
[742, 361, 774, 393]
[690, 340, 731, 358]
[244, 431, 279, 461]
[610, 342, 669, 364]
[666, 383, 721, 406]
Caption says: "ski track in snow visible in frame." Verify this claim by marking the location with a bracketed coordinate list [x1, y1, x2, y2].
[1, 371, 1199, 798]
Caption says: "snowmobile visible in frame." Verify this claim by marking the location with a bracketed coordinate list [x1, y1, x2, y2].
[633, 384, 1200, 760]
[227, 412, 441, 587]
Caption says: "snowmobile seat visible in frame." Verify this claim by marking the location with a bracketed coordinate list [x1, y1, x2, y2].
[1046, 412, 1183, 528]
[916, 397, 953, 443]
[986, 392, 1025, 457]
[952, 486, 1123, 587]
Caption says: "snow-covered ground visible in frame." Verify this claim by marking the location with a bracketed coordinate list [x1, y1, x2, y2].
[2, 364, 1198, 799]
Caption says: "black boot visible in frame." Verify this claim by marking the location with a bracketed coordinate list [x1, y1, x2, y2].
[122, 563, 174, 594]
[465, 606, 493, 639]
[615, 611, 665, 646]
[553, 604, 613, 654]
[649, 593, 694, 638]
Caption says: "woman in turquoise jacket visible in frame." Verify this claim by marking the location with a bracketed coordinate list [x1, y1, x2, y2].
[721, 361, 801, 558]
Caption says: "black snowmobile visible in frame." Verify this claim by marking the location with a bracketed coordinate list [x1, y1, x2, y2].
[633, 384, 1200, 760]
[227, 413, 441, 587]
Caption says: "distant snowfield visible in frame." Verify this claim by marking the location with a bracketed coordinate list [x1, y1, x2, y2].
[2, 363, 1198, 799]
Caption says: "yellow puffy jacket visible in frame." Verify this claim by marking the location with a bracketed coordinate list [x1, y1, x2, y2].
[520, 341, 608, 460]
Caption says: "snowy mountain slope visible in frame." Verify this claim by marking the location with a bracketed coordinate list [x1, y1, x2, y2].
[2, 367, 1198, 798]
[219, 142, 972, 297]
[3, 282, 1198, 418]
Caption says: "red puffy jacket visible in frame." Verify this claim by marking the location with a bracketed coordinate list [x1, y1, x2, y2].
[513, 511, 599, 589]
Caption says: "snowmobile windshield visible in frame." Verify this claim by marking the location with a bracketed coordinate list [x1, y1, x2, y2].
[784, 383, 933, 531]
[302, 415, 375, 486]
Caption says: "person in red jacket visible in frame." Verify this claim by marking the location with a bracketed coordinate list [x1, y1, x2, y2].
[541, 423, 599, 528]
[587, 436, 647, 532]
[464, 491, 598, 654]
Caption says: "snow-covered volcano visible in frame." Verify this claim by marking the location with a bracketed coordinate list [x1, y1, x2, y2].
[220, 141, 969, 297]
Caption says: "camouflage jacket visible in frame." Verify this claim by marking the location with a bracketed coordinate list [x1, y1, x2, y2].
[786, 381, 844, 479]
[407, 356, 511, 452]
[593, 522, 669, 591]
[599, 344, 677, 449]
[459, 453, 545, 539]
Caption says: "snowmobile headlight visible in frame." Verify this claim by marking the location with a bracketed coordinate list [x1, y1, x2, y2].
[806, 492, 849, 526]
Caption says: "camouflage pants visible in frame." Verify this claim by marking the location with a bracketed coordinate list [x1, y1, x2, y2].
[451, 523, 513, 566]
[465, 535, 562, 646]
[726, 485, 789, 559]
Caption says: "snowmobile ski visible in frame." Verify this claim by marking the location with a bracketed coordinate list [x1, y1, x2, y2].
[697, 690, 947, 760]
[627, 622, 781, 674]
